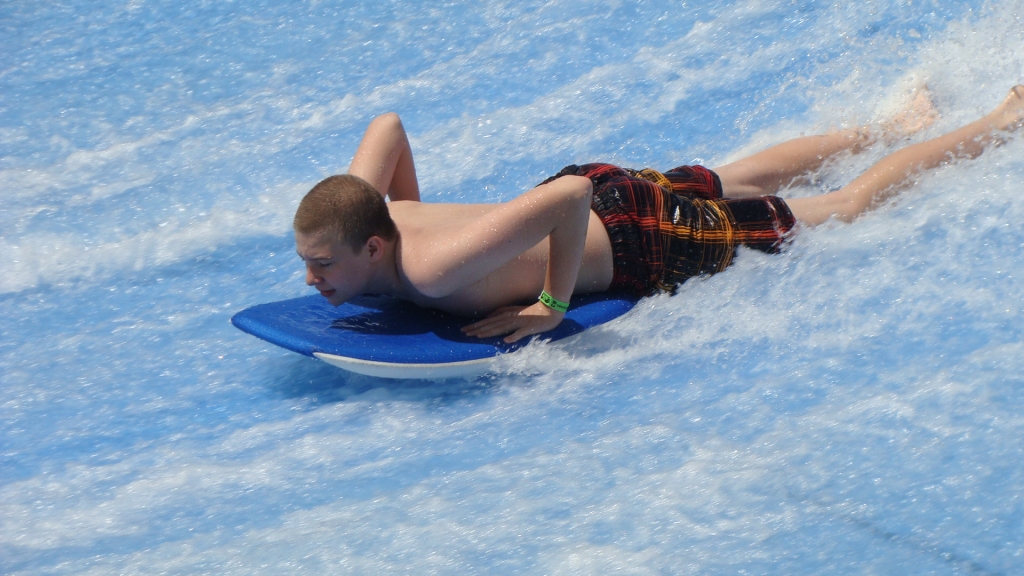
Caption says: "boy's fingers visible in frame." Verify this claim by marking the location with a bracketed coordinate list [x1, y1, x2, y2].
[467, 317, 532, 340]
[463, 318, 515, 337]
[504, 327, 534, 343]
[488, 305, 526, 316]
[462, 307, 526, 334]
[467, 323, 510, 338]
[463, 302, 564, 341]
[501, 322, 535, 343]
[503, 314, 562, 343]
[462, 316, 510, 334]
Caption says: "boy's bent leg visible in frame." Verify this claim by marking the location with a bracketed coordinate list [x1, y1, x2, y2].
[787, 86, 1024, 225]
[348, 113, 421, 201]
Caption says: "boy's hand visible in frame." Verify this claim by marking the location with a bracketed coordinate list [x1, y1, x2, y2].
[461, 302, 565, 343]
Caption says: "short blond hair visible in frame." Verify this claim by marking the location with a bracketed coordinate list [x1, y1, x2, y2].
[294, 175, 398, 250]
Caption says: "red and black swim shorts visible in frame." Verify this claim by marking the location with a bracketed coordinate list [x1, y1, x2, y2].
[541, 163, 796, 296]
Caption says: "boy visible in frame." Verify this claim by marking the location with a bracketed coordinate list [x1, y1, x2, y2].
[295, 86, 1024, 343]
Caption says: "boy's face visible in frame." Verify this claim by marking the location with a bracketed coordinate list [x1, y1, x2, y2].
[295, 231, 372, 306]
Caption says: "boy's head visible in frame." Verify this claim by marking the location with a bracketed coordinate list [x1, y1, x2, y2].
[293, 174, 397, 251]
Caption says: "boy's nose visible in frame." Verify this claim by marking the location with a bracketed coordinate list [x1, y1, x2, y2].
[305, 267, 319, 286]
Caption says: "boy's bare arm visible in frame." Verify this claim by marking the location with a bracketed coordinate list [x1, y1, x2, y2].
[404, 175, 593, 342]
[348, 112, 421, 201]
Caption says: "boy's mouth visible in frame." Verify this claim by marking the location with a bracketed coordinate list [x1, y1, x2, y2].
[318, 289, 336, 298]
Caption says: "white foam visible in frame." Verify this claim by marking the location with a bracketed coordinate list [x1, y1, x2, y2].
[7, 1, 1024, 573]
[0, 182, 303, 294]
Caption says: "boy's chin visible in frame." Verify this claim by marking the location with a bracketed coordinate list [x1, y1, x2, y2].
[327, 291, 359, 307]
[316, 289, 343, 306]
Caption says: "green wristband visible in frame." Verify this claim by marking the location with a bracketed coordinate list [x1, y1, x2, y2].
[538, 290, 569, 313]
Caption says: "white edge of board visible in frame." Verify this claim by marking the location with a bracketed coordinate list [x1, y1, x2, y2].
[313, 352, 495, 380]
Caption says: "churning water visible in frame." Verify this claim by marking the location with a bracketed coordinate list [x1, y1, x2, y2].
[3, 0, 1024, 573]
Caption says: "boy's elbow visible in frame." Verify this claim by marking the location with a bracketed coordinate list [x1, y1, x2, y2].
[571, 175, 593, 213]
[371, 112, 404, 130]
[559, 175, 593, 204]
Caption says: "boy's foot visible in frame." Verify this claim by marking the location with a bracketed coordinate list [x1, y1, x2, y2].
[989, 85, 1024, 132]
[881, 86, 938, 140]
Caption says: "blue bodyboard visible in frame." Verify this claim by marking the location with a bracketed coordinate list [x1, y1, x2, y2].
[231, 293, 638, 379]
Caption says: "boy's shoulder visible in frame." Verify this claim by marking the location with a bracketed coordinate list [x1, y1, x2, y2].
[387, 201, 497, 234]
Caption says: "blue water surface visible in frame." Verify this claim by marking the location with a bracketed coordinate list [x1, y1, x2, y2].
[3, 0, 1024, 573]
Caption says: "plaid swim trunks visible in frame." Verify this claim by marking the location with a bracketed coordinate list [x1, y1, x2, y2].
[540, 163, 795, 296]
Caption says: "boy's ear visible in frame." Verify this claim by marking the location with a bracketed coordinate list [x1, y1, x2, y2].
[365, 236, 384, 261]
